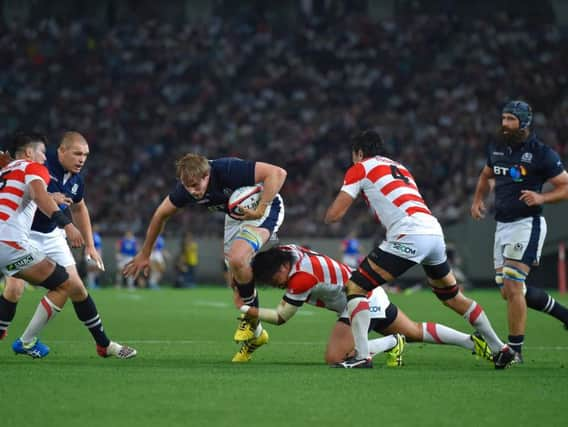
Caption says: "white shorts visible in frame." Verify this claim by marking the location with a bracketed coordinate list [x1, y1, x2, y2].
[0, 239, 46, 276]
[379, 234, 447, 266]
[29, 228, 76, 267]
[494, 216, 547, 269]
[223, 194, 285, 255]
[339, 287, 390, 320]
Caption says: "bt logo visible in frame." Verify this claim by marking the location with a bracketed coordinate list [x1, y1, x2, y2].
[493, 165, 527, 182]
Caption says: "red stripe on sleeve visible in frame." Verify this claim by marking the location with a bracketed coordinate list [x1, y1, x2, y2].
[25, 162, 50, 185]
[343, 163, 366, 185]
[287, 272, 319, 294]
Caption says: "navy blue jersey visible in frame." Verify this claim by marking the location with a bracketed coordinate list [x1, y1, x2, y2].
[32, 148, 85, 233]
[487, 134, 564, 222]
[168, 158, 255, 213]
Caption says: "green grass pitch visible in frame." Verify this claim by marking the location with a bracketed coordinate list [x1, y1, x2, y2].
[1, 287, 567, 427]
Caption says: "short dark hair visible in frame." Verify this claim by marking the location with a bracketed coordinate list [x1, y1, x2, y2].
[251, 247, 294, 284]
[9, 131, 48, 157]
[351, 130, 384, 157]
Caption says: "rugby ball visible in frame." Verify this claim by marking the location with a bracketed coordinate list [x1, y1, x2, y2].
[228, 185, 262, 218]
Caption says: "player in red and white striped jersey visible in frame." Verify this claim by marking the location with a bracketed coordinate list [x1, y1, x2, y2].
[237, 245, 493, 365]
[0, 134, 84, 349]
[324, 130, 506, 369]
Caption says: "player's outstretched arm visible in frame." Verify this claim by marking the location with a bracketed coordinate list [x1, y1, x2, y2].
[471, 165, 494, 220]
[123, 196, 179, 278]
[239, 299, 299, 325]
[324, 191, 354, 224]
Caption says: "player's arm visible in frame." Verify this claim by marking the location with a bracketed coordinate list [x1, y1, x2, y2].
[520, 171, 568, 206]
[70, 199, 104, 270]
[324, 191, 354, 224]
[70, 200, 95, 248]
[123, 196, 179, 278]
[241, 161, 287, 220]
[29, 180, 84, 247]
[240, 299, 299, 325]
[471, 165, 494, 220]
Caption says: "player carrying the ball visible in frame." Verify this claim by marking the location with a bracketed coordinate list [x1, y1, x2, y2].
[123, 153, 286, 361]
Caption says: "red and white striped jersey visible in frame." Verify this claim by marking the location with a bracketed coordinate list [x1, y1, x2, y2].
[281, 245, 389, 317]
[341, 156, 443, 240]
[0, 160, 50, 241]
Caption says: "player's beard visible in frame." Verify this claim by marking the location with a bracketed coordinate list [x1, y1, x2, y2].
[497, 126, 526, 145]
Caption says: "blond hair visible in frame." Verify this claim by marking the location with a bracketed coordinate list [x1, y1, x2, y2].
[60, 131, 88, 149]
[175, 153, 210, 182]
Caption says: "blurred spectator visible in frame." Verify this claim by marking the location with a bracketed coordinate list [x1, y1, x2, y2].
[115, 230, 138, 289]
[149, 234, 168, 289]
[1, 11, 567, 240]
[175, 232, 199, 288]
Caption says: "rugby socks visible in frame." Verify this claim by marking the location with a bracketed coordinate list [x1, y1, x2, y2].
[368, 335, 397, 356]
[347, 295, 371, 359]
[73, 295, 110, 347]
[463, 301, 504, 353]
[525, 286, 568, 326]
[20, 296, 62, 345]
[421, 322, 473, 350]
[508, 335, 524, 354]
[0, 294, 17, 339]
[236, 279, 263, 337]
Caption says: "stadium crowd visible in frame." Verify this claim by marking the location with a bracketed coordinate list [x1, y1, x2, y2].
[1, 10, 567, 238]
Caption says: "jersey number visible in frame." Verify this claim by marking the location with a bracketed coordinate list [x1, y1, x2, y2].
[0, 171, 9, 190]
[390, 165, 410, 184]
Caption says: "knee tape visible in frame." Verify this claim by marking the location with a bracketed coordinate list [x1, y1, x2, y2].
[502, 266, 527, 295]
[495, 272, 504, 289]
[38, 264, 69, 290]
[502, 266, 527, 283]
[235, 227, 263, 252]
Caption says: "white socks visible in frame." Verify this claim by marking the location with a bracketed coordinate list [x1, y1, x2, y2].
[20, 296, 62, 345]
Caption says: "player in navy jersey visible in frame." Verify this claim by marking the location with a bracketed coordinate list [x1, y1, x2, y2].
[123, 153, 286, 361]
[0, 131, 136, 359]
[472, 100, 568, 368]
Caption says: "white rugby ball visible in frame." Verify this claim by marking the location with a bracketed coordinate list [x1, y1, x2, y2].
[228, 185, 262, 218]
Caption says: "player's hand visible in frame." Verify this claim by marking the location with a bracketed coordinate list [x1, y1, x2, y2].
[233, 288, 244, 309]
[51, 192, 73, 206]
[233, 203, 268, 221]
[519, 190, 544, 206]
[64, 224, 85, 248]
[123, 253, 151, 278]
[85, 246, 105, 271]
[470, 200, 486, 220]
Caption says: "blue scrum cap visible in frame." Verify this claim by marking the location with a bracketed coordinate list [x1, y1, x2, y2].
[502, 100, 533, 129]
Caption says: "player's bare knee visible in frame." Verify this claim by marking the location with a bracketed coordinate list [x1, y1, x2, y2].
[3, 278, 25, 301]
